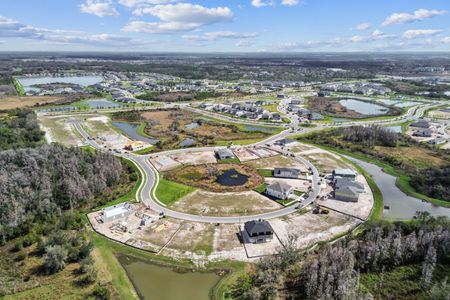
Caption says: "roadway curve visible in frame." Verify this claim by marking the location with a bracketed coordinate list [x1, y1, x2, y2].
[73, 100, 441, 224]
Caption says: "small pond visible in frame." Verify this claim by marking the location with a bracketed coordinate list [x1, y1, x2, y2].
[339, 99, 388, 115]
[216, 169, 249, 186]
[18, 75, 103, 92]
[82, 98, 122, 109]
[118, 255, 221, 300]
[385, 126, 402, 133]
[112, 121, 159, 144]
[243, 125, 279, 133]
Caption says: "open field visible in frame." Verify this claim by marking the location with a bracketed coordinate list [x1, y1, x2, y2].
[155, 178, 196, 206]
[0, 95, 65, 110]
[374, 145, 448, 169]
[170, 190, 282, 216]
[39, 115, 82, 146]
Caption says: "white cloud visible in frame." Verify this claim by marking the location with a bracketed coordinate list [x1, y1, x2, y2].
[382, 9, 447, 26]
[182, 31, 257, 41]
[442, 37, 450, 44]
[403, 29, 442, 39]
[356, 22, 371, 31]
[80, 0, 119, 17]
[251, 0, 274, 8]
[281, 0, 300, 6]
[118, 0, 178, 8]
[124, 3, 233, 33]
[0, 16, 151, 47]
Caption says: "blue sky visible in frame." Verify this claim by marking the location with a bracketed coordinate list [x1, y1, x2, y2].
[0, 0, 449, 52]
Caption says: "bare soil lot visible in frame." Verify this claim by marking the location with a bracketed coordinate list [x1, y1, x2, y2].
[0, 95, 65, 110]
[245, 155, 308, 171]
[170, 190, 282, 216]
[170, 150, 217, 165]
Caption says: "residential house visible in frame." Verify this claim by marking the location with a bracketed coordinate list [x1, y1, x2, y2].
[274, 168, 301, 179]
[179, 138, 196, 147]
[332, 169, 357, 180]
[333, 177, 364, 202]
[243, 220, 274, 244]
[266, 182, 293, 200]
[101, 203, 134, 223]
[413, 128, 432, 137]
[216, 148, 235, 160]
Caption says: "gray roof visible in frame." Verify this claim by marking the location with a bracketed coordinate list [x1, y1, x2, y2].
[410, 120, 430, 128]
[244, 220, 273, 236]
[333, 169, 357, 177]
[274, 168, 301, 176]
[179, 138, 196, 147]
[275, 138, 295, 145]
[267, 181, 293, 193]
[216, 148, 234, 158]
[335, 177, 364, 192]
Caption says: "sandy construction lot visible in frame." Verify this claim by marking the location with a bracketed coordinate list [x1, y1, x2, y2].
[149, 155, 182, 171]
[245, 155, 308, 172]
[233, 147, 260, 161]
[39, 115, 83, 146]
[170, 190, 282, 217]
[249, 147, 279, 158]
[0, 95, 65, 110]
[170, 150, 217, 165]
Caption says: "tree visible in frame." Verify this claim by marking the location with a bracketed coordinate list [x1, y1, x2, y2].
[421, 245, 437, 287]
[43, 245, 68, 274]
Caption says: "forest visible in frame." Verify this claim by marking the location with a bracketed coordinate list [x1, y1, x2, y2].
[230, 214, 450, 299]
[300, 126, 450, 201]
[0, 109, 45, 150]
[0, 144, 124, 241]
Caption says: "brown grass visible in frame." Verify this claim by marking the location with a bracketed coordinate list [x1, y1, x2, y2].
[0, 96, 65, 110]
[375, 146, 448, 168]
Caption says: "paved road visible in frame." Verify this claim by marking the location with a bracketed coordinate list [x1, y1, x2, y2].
[72, 100, 441, 224]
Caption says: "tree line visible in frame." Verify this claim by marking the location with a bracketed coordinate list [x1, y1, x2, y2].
[230, 214, 450, 299]
[0, 109, 45, 150]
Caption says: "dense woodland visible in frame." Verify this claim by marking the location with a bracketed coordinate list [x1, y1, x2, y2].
[0, 109, 45, 150]
[0, 144, 123, 241]
[230, 214, 450, 299]
[300, 126, 450, 201]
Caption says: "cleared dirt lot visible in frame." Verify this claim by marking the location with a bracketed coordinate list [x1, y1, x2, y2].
[149, 155, 182, 171]
[170, 150, 217, 165]
[162, 222, 216, 255]
[245, 155, 308, 172]
[233, 147, 260, 161]
[39, 115, 82, 146]
[170, 190, 282, 217]
[271, 209, 361, 250]
[0, 95, 65, 110]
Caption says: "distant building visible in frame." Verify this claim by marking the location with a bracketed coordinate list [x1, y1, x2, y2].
[243, 220, 274, 244]
[216, 148, 235, 160]
[266, 182, 293, 200]
[332, 169, 357, 180]
[274, 138, 296, 146]
[179, 138, 196, 147]
[274, 168, 301, 179]
[413, 129, 432, 137]
[410, 120, 430, 129]
[101, 203, 134, 223]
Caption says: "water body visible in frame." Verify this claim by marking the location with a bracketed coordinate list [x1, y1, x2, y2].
[118, 255, 220, 300]
[385, 126, 402, 133]
[243, 125, 279, 133]
[18, 75, 103, 92]
[375, 99, 419, 108]
[339, 99, 388, 115]
[216, 169, 249, 186]
[348, 157, 450, 220]
[112, 121, 159, 144]
[82, 98, 122, 109]
[331, 117, 350, 123]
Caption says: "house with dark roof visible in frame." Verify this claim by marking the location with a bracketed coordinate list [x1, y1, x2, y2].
[413, 128, 432, 137]
[332, 169, 357, 180]
[243, 220, 274, 244]
[410, 120, 430, 129]
[216, 148, 235, 160]
[274, 168, 301, 179]
[274, 138, 296, 146]
[266, 182, 293, 200]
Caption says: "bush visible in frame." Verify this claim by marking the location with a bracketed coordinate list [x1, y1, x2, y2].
[15, 251, 27, 262]
[12, 241, 23, 252]
[42, 245, 68, 274]
[23, 233, 38, 247]
[91, 285, 110, 300]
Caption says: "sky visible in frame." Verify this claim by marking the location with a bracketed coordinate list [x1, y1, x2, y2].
[0, 0, 449, 52]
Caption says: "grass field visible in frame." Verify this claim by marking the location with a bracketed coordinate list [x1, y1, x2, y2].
[0, 95, 65, 110]
[155, 178, 195, 206]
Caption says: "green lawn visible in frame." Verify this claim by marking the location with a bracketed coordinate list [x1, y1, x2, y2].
[257, 169, 273, 177]
[155, 178, 195, 206]
[253, 182, 268, 193]
[13, 78, 25, 96]
[134, 146, 154, 155]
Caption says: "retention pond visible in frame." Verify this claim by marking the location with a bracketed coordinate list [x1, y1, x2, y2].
[118, 255, 221, 300]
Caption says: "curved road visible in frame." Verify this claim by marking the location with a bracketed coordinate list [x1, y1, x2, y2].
[73, 100, 441, 224]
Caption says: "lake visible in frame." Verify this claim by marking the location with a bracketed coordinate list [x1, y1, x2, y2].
[339, 99, 388, 115]
[112, 121, 159, 144]
[348, 157, 450, 220]
[375, 99, 420, 108]
[18, 75, 103, 92]
[118, 255, 221, 300]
